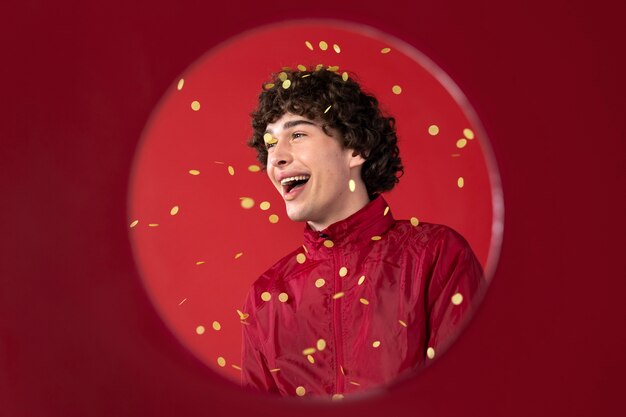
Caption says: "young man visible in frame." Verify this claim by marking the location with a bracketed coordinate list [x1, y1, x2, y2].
[241, 67, 485, 398]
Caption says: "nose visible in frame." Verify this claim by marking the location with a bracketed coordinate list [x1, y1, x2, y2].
[267, 139, 292, 167]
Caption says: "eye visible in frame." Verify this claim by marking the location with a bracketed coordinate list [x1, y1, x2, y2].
[265, 142, 276, 150]
[292, 132, 306, 139]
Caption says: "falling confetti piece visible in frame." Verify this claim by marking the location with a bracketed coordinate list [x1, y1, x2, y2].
[269, 368, 280, 373]
[177, 79, 184, 90]
[324, 105, 332, 113]
[319, 41, 328, 50]
[341, 72, 348, 81]
[259, 201, 270, 210]
[148, 223, 159, 227]
[349, 179, 356, 192]
[227, 166, 235, 176]
[410, 217, 419, 226]
[332, 394, 344, 400]
[332, 292, 345, 299]
[323, 240, 334, 248]
[371, 236, 382, 241]
[358, 275, 365, 285]
[129, 220, 139, 228]
[398, 320, 407, 327]
[212, 321, 221, 331]
[191, 100, 201, 111]
[333, 44, 341, 53]
[296, 386, 306, 396]
[451, 293, 464, 305]
[372, 340, 381, 348]
[428, 125, 440, 136]
[261, 292, 271, 301]
[315, 64, 324, 71]
[307, 355, 315, 364]
[305, 40, 313, 50]
[264, 83, 275, 89]
[349, 381, 361, 386]
[263, 132, 277, 145]
[359, 298, 370, 305]
[463, 128, 475, 140]
[315, 278, 326, 288]
[317, 339, 326, 351]
[236, 310, 249, 320]
[327, 65, 339, 72]
[214, 161, 225, 164]
[339, 267, 348, 277]
[248, 165, 261, 172]
[234, 252, 243, 259]
[302, 245, 308, 253]
[195, 261, 205, 265]
[217, 357, 226, 367]
[302, 347, 316, 355]
[456, 138, 468, 149]
[457, 177, 465, 188]
[392, 85, 402, 95]
[296, 253, 306, 264]
[381, 47, 391, 54]
[196, 326, 205, 335]
[278, 292, 289, 303]
[301, 73, 311, 78]
[297, 64, 307, 71]
[384, 206, 390, 216]
[282, 79, 291, 89]
[178, 298, 187, 306]
[269, 214, 279, 223]
[427, 347, 436, 359]
[340, 366, 345, 375]
[188, 169, 200, 175]
[231, 364, 242, 371]
[278, 72, 288, 81]
[240, 197, 254, 209]
[170, 206, 179, 216]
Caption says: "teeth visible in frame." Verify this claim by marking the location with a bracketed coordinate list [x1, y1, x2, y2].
[280, 175, 310, 185]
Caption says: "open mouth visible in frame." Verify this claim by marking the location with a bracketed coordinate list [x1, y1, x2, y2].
[280, 175, 310, 194]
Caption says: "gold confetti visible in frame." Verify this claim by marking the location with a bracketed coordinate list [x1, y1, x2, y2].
[231, 364, 242, 371]
[359, 298, 370, 305]
[240, 197, 254, 209]
[315, 64, 324, 71]
[195, 261, 205, 265]
[212, 321, 221, 331]
[191, 100, 201, 111]
[463, 128, 475, 140]
[177, 78, 184, 90]
[410, 217, 419, 226]
[358, 275, 365, 285]
[349, 179, 356, 192]
[349, 381, 360, 386]
[456, 138, 468, 149]
[248, 164, 261, 172]
[324, 105, 332, 113]
[372, 340, 381, 348]
[323, 240, 334, 248]
[188, 169, 200, 175]
[392, 85, 402, 95]
[457, 177, 465, 188]
[261, 292, 271, 302]
[217, 357, 226, 367]
[178, 298, 187, 306]
[340, 365, 345, 375]
[263, 132, 277, 145]
[148, 223, 159, 227]
[228, 165, 235, 176]
[451, 293, 464, 305]
[170, 206, 179, 216]
[301, 74, 311, 78]
[381, 47, 391, 54]
[332, 292, 345, 299]
[302, 347, 316, 355]
[428, 125, 440, 136]
[333, 43, 341, 53]
[341, 72, 349, 81]
[269, 214, 279, 223]
[371, 236, 382, 241]
[398, 319, 407, 327]
[196, 325, 205, 335]
[278, 292, 289, 303]
[427, 347, 436, 359]
[305, 40, 313, 50]
[214, 161, 225, 164]
[339, 266, 348, 277]
[296, 253, 306, 264]
[297, 64, 307, 71]
[264, 83, 275, 89]
[282, 79, 291, 89]
[315, 278, 326, 288]
[317, 339, 326, 351]
[259, 201, 270, 210]
[129, 220, 139, 228]
[234, 252, 243, 259]
[278, 72, 288, 81]
[327, 65, 339, 72]
[384, 206, 390, 216]
[296, 386, 306, 396]
[319, 41, 328, 50]
[236, 309, 249, 320]
[307, 354, 315, 364]
[270, 368, 280, 373]
[282, 66, 291, 70]
[332, 394, 344, 400]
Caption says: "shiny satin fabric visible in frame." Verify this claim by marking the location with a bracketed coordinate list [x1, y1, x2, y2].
[241, 196, 484, 398]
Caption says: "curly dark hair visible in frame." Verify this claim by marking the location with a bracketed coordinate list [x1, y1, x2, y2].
[248, 67, 403, 197]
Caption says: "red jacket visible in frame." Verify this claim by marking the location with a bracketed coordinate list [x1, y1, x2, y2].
[241, 196, 485, 398]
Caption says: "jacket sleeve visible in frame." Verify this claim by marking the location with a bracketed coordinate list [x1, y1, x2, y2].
[424, 227, 485, 359]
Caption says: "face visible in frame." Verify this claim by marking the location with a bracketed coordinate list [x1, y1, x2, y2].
[265, 112, 367, 231]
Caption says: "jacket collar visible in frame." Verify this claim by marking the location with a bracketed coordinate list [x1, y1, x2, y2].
[302, 195, 395, 256]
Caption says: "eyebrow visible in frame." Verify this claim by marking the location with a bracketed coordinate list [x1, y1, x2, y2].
[265, 119, 318, 134]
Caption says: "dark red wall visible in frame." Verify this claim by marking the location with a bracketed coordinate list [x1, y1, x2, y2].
[1, 1, 624, 416]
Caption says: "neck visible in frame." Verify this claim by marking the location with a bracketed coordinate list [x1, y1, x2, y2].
[307, 187, 370, 231]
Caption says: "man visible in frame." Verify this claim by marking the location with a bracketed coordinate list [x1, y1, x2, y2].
[241, 67, 485, 398]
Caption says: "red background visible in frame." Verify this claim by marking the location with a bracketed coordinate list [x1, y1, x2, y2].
[1, 0, 624, 416]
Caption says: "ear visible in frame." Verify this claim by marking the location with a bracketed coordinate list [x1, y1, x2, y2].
[348, 150, 366, 168]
